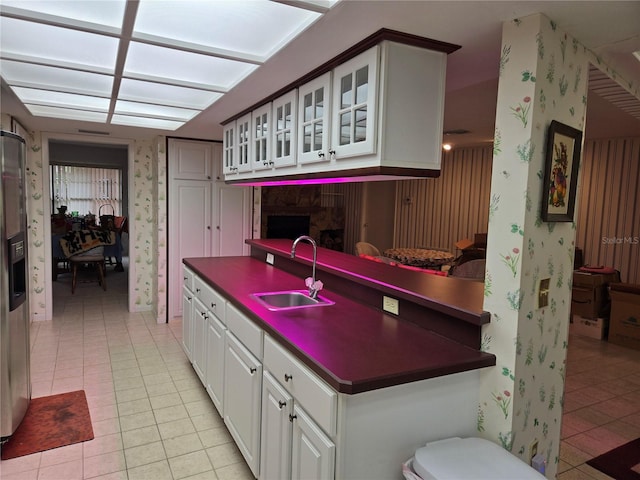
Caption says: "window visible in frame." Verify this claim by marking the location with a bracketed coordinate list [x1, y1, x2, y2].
[51, 165, 122, 217]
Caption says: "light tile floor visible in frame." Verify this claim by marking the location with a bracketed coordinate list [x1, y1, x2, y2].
[0, 265, 253, 480]
[558, 333, 640, 479]
[2, 265, 640, 480]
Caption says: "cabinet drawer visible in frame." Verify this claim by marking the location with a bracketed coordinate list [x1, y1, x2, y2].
[183, 267, 194, 291]
[194, 276, 226, 322]
[226, 302, 263, 359]
[264, 335, 337, 436]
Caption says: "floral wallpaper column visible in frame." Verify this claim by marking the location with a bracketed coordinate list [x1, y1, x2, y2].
[23, 130, 47, 320]
[131, 139, 157, 311]
[479, 14, 589, 479]
[155, 136, 167, 322]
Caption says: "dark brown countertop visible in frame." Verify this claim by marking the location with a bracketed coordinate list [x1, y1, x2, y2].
[184, 255, 495, 394]
[247, 239, 490, 326]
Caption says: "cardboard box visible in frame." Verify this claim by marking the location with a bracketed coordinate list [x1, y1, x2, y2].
[571, 286, 602, 318]
[570, 315, 607, 340]
[572, 270, 620, 288]
[571, 270, 621, 319]
[608, 284, 640, 350]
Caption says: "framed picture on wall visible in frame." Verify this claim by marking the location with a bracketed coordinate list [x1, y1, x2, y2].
[541, 120, 583, 222]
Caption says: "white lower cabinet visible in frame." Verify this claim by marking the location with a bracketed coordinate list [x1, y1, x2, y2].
[224, 332, 262, 477]
[188, 272, 482, 480]
[181, 285, 194, 362]
[261, 336, 336, 480]
[260, 372, 293, 480]
[291, 405, 335, 480]
[191, 297, 208, 384]
[205, 314, 226, 415]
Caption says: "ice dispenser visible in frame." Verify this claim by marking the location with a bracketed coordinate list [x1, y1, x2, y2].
[8, 232, 26, 312]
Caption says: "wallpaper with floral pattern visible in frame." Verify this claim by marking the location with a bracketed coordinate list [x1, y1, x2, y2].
[155, 136, 167, 321]
[479, 15, 589, 478]
[131, 139, 156, 311]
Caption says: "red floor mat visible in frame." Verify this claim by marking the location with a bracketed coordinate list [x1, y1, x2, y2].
[1, 390, 94, 460]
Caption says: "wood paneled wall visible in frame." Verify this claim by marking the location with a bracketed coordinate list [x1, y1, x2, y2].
[575, 137, 640, 283]
[394, 146, 494, 253]
[388, 138, 640, 284]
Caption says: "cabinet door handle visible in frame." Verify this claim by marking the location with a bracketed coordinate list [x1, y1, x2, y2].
[317, 152, 325, 158]
[210, 302, 216, 309]
[278, 400, 287, 409]
[289, 414, 297, 422]
[183, 276, 187, 280]
[284, 373, 293, 382]
[187, 296, 192, 301]
[196, 288, 201, 293]
[249, 367, 257, 374]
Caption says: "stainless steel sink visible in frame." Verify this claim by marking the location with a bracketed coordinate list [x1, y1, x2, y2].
[251, 290, 334, 311]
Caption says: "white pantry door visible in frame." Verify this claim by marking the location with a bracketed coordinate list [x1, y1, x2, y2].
[168, 139, 214, 319]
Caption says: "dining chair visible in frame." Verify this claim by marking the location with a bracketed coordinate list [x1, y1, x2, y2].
[69, 247, 106, 294]
[356, 241, 381, 257]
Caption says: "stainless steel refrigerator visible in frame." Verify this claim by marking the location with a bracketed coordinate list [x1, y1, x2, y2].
[0, 130, 30, 441]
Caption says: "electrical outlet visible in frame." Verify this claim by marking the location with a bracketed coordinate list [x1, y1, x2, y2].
[383, 296, 399, 315]
[266, 253, 274, 265]
[529, 439, 538, 465]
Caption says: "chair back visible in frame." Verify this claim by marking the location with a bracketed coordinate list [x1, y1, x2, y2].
[356, 242, 381, 257]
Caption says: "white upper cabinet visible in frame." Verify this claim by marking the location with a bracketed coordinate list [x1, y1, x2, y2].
[298, 72, 331, 165]
[224, 113, 253, 175]
[252, 103, 272, 171]
[236, 113, 252, 173]
[330, 46, 378, 159]
[272, 90, 297, 168]
[222, 33, 450, 183]
[222, 122, 236, 175]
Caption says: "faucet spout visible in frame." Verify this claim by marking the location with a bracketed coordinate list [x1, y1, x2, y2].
[291, 235, 319, 299]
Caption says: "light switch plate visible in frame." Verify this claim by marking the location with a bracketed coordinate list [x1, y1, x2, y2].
[538, 278, 550, 308]
[266, 253, 274, 265]
[383, 296, 399, 315]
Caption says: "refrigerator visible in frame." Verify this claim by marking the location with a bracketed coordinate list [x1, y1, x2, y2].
[0, 130, 30, 441]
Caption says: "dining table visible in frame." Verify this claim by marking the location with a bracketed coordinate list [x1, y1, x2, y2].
[383, 247, 454, 269]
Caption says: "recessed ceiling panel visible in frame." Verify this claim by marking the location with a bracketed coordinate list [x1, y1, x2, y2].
[125, 42, 258, 89]
[0, 61, 113, 96]
[119, 79, 223, 110]
[11, 87, 109, 111]
[134, 0, 321, 58]
[0, 17, 119, 70]
[111, 114, 184, 130]
[25, 105, 108, 123]
[114, 100, 200, 122]
[0, 0, 126, 28]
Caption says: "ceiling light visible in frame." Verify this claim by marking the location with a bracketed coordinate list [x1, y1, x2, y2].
[443, 144, 452, 151]
[0, 1, 339, 131]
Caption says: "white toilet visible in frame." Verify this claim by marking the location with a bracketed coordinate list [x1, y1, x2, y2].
[407, 437, 547, 479]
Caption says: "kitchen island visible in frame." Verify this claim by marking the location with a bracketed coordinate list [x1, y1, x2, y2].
[182, 239, 495, 479]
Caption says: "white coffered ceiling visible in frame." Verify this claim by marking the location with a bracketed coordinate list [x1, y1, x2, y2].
[0, 0, 337, 129]
[1, 1, 639, 145]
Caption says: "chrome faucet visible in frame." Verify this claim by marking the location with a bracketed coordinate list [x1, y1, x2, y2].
[291, 235, 321, 299]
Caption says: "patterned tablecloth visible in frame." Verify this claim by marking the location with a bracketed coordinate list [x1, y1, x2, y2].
[383, 248, 454, 268]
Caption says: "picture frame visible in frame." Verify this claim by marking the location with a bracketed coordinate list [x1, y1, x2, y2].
[541, 120, 583, 222]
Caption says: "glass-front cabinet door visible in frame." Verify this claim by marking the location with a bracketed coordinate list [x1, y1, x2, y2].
[236, 113, 252, 173]
[272, 91, 297, 168]
[251, 104, 271, 171]
[222, 122, 237, 175]
[331, 46, 378, 159]
[298, 72, 331, 164]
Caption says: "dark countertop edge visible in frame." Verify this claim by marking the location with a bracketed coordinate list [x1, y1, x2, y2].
[247, 239, 492, 327]
[183, 256, 496, 394]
